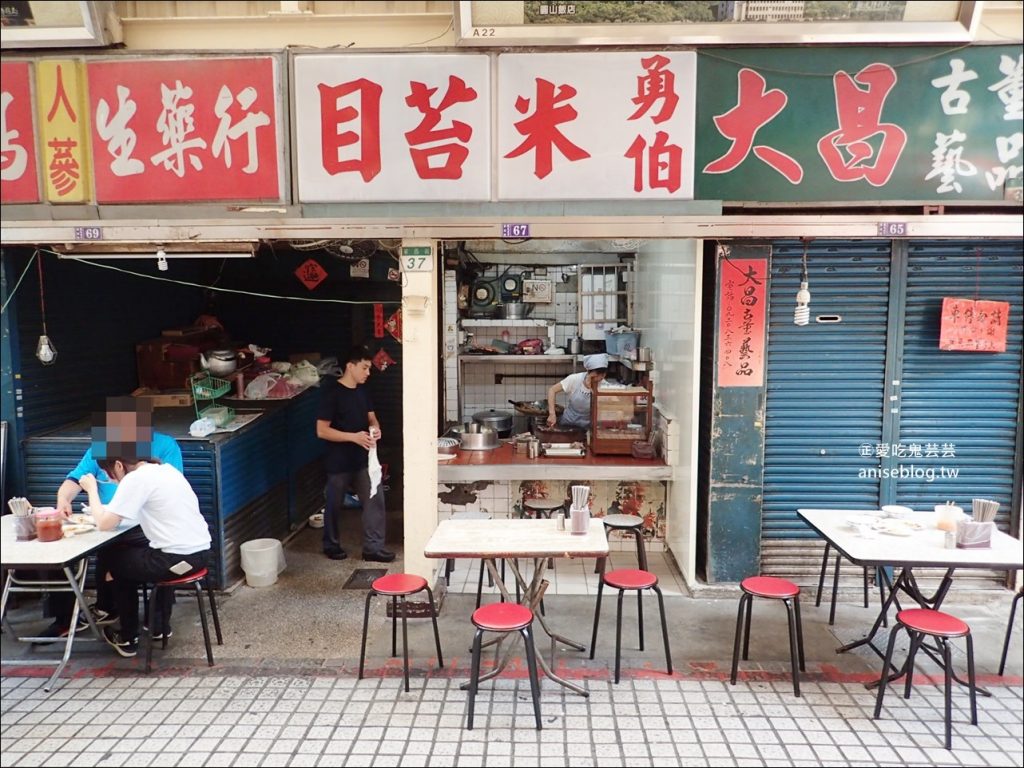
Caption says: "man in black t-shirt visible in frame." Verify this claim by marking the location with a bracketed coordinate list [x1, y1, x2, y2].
[315, 345, 393, 563]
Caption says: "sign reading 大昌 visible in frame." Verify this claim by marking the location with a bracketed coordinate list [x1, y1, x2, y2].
[695, 46, 1023, 203]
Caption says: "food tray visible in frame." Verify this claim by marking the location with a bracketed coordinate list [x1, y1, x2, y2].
[200, 404, 235, 427]
[541, 442, 586, 458]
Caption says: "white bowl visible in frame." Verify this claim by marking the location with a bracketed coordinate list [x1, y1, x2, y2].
[308, 513, 324, 528]
[881, 505, 913, 518]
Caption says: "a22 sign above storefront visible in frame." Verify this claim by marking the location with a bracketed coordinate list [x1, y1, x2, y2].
[2, 47, 1020, 205]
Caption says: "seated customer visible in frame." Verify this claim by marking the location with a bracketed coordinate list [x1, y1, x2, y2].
[79, 449, 211, 658]
[38, 397, 184, 640]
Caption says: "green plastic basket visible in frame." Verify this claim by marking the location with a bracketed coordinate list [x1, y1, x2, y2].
[191, 374, 231, 400]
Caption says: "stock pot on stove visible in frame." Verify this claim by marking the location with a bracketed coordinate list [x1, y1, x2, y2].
[471, 409, 514, 438]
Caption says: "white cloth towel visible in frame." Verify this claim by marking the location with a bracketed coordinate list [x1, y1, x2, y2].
[368, 445, 382, 498]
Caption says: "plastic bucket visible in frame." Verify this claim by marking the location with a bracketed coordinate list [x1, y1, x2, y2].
[239, 538, 286, 588]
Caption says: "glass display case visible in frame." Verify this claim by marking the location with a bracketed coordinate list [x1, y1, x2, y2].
[590, 381, 653, 455]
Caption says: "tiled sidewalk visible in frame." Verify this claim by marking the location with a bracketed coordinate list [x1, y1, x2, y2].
[2, 670, 1021, 767]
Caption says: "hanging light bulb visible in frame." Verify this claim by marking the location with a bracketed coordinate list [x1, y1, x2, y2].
[794, 238, 812, 326]
[156, 249, 169, 271]
[35, 253, 58, 365]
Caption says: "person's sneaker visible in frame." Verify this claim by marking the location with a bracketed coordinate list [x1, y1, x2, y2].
[325, 550, 348, 561]
[102, 627, 139, 658]
[87, 604, 118, 625]
[361, 550, 396, 563]
[30, 620, 70, 645]
[146, 627, 173, 641]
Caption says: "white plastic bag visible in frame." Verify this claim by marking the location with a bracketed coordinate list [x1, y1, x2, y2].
[368, 427, 382, 498]
[290, 360, 321, 387]
[189, 417, 217, 437]
[244, 372, 281, 400]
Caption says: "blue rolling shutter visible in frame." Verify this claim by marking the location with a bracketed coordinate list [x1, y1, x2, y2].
[761, 240, 892, 580]
[896, 241, 1023, 540]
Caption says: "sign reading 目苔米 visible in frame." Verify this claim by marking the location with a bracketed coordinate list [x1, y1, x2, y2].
[717, 256, 767, 388]
[695, 45, 1023, 203]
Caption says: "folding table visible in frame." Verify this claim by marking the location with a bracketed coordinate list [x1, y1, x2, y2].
[1, 515, 139, 691]
[424, 516, 609, 697]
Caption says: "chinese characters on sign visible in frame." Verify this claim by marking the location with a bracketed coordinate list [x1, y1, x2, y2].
[717, 256, 767, 387]
[86, 57, 281, 203]
[0, 61, 39, 203]
[939, 297, 1010, 353]
[696, 46, 1023, 203]
[295, 54, 491, 202]
[498, 51, 696, 200]
[36, 60, 90, 203]
[859, 442, 957, 458]
[294, 259, 328, 291]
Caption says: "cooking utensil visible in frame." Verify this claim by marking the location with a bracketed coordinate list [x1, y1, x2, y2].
[534, 424, 586, 445]
[508, 400, 564, 418]
[199, 348, 239, 377]
[472, 409, 514, 437]
[459, 427, 499, 451]
[500, 301, 531, 319]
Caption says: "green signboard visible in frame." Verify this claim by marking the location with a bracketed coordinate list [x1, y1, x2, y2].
[695, 46, 1023, 204]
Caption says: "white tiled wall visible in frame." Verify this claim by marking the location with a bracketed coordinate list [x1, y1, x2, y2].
[445, 262, 580, 423]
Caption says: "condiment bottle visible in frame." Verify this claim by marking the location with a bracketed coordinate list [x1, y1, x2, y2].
[34, 508, 64, 542]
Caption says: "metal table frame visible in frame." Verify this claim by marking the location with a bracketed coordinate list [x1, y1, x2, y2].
[425, 517, 609, 697]
[1, 516, 138, 691]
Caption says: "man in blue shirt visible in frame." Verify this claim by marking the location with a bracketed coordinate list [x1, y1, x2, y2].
[38, 398, 184, 640]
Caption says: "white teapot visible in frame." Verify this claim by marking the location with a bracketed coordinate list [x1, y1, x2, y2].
[199, 349, 238, 377]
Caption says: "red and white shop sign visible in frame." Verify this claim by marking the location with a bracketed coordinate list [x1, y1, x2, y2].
[294, 54, 491, 202]
[497, 52, 697, 200]
[86, 57, 283, 203]
[718, 258, 768, 387]
[0, 62, 41, 204]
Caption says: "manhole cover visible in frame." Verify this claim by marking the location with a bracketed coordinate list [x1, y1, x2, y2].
[342, 568, 387, 590]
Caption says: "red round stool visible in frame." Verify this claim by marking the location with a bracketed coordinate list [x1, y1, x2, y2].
[588, 568, 672, 684]
[146, 567, 222, 674]
[730, 576, 805, 697]
[358, 573, 444, 692]
[873, 608, 977, 751]
[466, 602, 542, 731]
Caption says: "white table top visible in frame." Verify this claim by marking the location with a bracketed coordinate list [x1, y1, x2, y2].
[1, 515, 138, 569]
[798, 508, 1024, 570]
[424, 517, 609, 560]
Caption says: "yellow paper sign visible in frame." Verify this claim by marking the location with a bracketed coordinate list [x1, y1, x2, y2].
[36, 59, 92, 203]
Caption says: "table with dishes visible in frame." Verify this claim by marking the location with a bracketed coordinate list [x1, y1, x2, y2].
[798, 506, 1023, 689]
[1, 513, 139, 691]
[424, 516, 609, 696]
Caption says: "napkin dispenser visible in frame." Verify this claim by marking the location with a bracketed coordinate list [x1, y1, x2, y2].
[956, 518, 994, 549]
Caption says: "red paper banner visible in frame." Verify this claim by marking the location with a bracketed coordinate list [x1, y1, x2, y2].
[0, 62, 40, 203]
[86, 57, 281, 203]
[373, 303, 385, 338]
[384, 308, 402, 343]
[718, 258, 767, 387]
[294, 258, 327, 290]
[939, 297, 1010, 353]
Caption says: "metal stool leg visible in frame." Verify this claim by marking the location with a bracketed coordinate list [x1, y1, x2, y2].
[391, 596, 398, 657]
[741, 596, 753, 661]
[966, 633, 978, 726]
[205, 578, 222, 645]
[193, 582, 214, 667]
[653, 584, 672, 675]
[793, 594, 805, 671]
[467, 628, 483, 730]
[400, 595, 410, 693]
[614, 588, 625, 684]
[942, 638, 953, 750]
[145, 584, 159, 673]
[730, 593, 750, 685]
[873, 625, 902, 720]
[358, 590, 375, 679]
[904, 631, 923, 699]
[784, 599, 801, 697]
[520, 625, 543, 730]
[588, 576, 605, 660]
[425, 586, 444, 669]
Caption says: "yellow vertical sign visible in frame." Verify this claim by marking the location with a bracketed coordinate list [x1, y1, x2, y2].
[36, 59, 92, 203]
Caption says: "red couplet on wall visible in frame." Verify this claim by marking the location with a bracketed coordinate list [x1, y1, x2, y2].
[718, 258, 768, 387]
[939, 297, 1010, 353]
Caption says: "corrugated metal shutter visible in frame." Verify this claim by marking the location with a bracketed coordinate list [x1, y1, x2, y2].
[895, 241, 1023, 587]
[762, 240, 893, 584]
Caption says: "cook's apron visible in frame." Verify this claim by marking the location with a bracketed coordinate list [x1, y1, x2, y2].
[560, 380, 592, 429]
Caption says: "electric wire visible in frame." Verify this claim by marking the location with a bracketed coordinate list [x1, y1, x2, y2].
[0, 249, 38, 315]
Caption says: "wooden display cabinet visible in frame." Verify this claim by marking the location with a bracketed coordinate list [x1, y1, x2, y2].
[589, 381, 653, 455]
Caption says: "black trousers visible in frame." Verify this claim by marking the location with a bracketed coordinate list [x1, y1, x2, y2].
[104, 543, 210, 638]
[49, 528, 151, 626]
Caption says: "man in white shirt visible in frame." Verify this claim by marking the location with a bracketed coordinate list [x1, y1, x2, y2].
[80, 453, 212, 658]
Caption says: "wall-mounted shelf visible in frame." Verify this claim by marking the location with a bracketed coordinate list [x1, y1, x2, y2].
[460, 355, 575, 363]
[576, 354, 651, 372]
[461, 319, 554, 328]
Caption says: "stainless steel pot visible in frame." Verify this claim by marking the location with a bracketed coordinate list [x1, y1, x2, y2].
[458, 426, 499, 451]
[500, 302, 531, 319]
[472, 409, 514, 438]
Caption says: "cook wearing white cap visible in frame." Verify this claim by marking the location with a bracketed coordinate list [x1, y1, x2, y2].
[546, 354, 609, 429]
